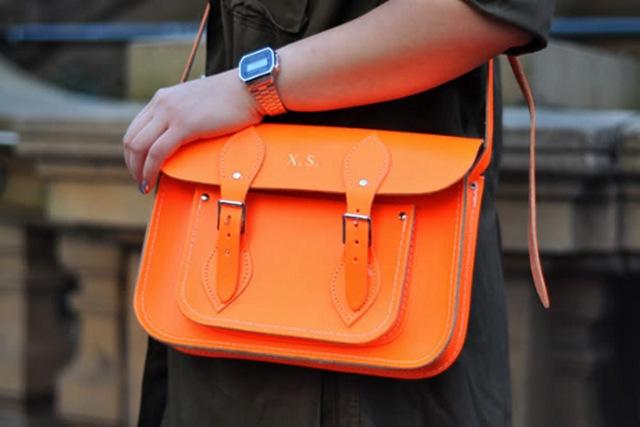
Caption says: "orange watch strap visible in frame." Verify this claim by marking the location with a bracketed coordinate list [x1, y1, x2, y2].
[216, 127, 265, 302]
[342, 134, 390, 311]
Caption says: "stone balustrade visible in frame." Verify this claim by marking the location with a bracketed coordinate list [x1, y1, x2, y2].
[499, 106, 640, 427]
[1, 39, 639, 426]
[0, 55, 146, 426]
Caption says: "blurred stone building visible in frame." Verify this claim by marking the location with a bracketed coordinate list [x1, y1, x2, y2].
[0, 0, 639, 426]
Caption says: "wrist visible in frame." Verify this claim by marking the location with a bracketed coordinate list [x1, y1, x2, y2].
[238, 47, 287, 116]
[219, 69, 267, 119]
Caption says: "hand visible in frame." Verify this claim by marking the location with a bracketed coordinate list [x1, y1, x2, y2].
[123, 69, 264, 194]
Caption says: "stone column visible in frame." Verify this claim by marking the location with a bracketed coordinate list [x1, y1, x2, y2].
[0, 146, 71, 403]
[505, 271, 551, 427]
[549, 275, 616, 427]
[126, 250, 147, 426]
[498, 106, 628, 427]
[0, 223, 30, 399]
[0, 221, 72, 424]
[56, 233, 125, 426]
[1, 53, 147, 425]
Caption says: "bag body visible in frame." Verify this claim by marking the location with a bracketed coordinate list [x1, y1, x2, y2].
[134, 62, 496, 377]
[134, 3, 550, 375]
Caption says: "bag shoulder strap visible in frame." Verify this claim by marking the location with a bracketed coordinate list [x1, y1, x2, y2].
[507, 56, 549, 308]
[179, 3, 550, 308]
[180, 2, 210, 84]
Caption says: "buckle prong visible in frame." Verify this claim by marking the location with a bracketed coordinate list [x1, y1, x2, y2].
[217, 199, 247, 233]
[342, 213, 372, 246]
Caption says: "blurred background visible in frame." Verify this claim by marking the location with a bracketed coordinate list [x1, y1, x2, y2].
[0, 0, 639, 426]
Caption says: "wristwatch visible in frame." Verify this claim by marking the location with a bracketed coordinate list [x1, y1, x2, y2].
[238, 47, 287, 116]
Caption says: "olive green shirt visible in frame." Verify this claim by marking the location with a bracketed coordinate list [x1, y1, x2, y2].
[139, 1, 554, 425]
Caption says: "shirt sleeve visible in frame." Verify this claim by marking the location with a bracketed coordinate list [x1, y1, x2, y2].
[465, 0, 555, 55]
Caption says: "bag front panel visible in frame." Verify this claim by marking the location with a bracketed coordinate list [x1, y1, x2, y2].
[176, 185, 416, 344]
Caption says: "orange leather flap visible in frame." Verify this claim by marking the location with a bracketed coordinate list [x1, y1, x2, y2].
[161, 124, 483, 196]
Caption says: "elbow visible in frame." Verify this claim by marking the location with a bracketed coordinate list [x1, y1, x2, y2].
[485, 13, 537, 54]
[505, 25, 535, 51]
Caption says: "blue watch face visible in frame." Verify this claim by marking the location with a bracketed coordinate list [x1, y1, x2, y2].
[239, 47, 275, 82]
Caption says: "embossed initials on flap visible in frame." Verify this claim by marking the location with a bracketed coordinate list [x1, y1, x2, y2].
[287, 153, 319, 167]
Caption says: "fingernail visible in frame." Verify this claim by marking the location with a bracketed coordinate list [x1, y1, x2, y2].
[139, 180, 149, 195]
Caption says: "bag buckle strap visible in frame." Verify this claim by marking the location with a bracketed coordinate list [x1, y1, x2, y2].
[341, 135, 390, 312]
[215, 128, 265, 303]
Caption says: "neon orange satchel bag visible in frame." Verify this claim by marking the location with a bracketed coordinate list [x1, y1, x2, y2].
[134, 5, 549, 379]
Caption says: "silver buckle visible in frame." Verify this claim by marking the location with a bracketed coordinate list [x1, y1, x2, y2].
[217, 199, 246, 233]
[342, 213, 372, 246]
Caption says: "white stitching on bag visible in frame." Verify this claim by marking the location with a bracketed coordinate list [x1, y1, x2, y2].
[179, 200, 412, 339]
[139, 180, 466, 367]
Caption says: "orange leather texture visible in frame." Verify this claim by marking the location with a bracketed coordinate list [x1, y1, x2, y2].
[134, 57, 549, 379]
[134, 121, 486, 378]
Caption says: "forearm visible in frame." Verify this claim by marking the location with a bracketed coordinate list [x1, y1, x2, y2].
[124, 0, 532, 192]
[276, 0, 530, 112]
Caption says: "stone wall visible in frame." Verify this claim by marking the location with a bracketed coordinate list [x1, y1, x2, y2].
[555, 0, 640, 16]
[0, 0, 204, 97]
[502, 42, 640, 109]
[0, 0, 204, 24]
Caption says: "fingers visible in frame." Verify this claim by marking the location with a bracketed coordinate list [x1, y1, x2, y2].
[140, 128, 186, 194]
[122, 73, 264, 194]
[126, 118, 168, 183]
[122, 88, 186, 194]
[123, 101, 153, 148]
[123, 103, 153, 179]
